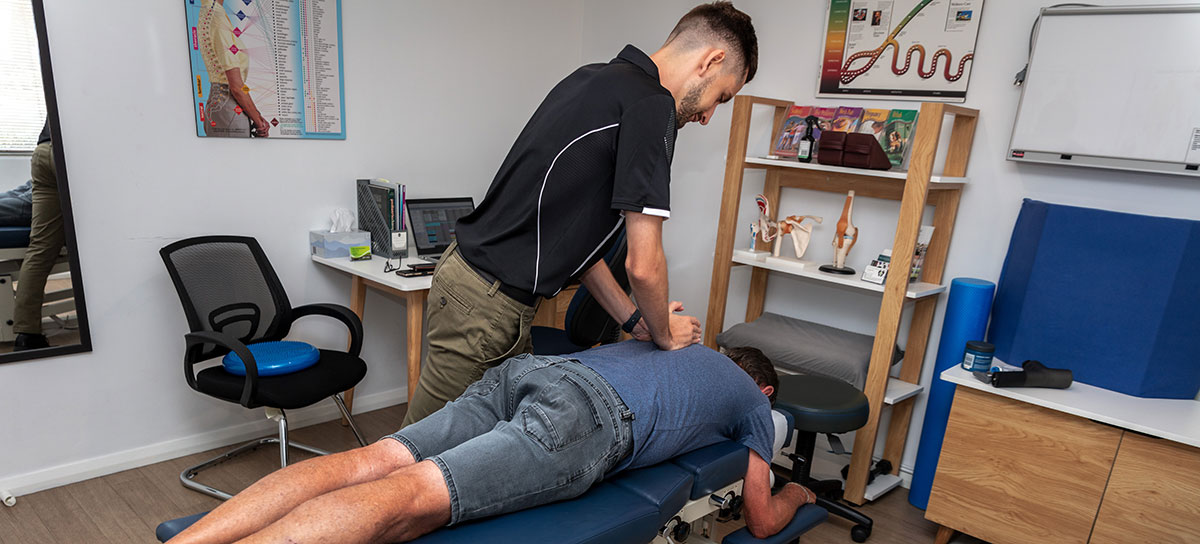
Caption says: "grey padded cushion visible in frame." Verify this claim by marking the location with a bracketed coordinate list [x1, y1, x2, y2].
[716, 312, 902, 389]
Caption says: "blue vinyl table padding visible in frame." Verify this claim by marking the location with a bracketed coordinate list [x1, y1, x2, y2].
[222, 341, 319, 376]
[155, 441, 825, 544]
[0, 227, 31, 248]
[908, 277, 994, 510]
[722, 504, 829, 544]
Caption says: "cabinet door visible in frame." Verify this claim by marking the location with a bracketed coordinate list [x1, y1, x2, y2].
[1090, 432, 1200, 544]
[925, 387, 1122, 544]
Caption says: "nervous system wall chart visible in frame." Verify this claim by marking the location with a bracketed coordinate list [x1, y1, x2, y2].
[818, 0, 984, 102]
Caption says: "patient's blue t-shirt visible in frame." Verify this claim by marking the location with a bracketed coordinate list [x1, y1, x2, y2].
[572, 341, 775, 473]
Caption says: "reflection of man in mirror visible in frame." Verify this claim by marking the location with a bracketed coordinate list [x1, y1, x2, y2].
[13, 121, 62, 351]
[198, 0, 269, 137]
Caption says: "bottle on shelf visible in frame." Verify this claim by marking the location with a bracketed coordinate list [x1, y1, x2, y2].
[797, 115, 818, 163]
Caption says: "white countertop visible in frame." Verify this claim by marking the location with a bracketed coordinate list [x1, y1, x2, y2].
[942, 365, 1200, 449]
[312, 254, 433, 292]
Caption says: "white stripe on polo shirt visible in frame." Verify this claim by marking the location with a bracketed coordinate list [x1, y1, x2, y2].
[534, 123, 621, 292]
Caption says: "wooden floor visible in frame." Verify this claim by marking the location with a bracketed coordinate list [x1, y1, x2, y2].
[0, 403, 977, 544]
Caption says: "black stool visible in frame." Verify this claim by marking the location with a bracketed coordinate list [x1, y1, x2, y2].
[774, 374, 874, 542]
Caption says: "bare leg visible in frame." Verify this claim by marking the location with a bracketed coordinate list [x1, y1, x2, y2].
[169, 440, 415, 544]
[236, 460, 451, 544]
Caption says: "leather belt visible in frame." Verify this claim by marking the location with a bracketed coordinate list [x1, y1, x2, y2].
[459, 252, 539, 307]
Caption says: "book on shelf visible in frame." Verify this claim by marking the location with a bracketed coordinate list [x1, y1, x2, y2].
[812, 106, 838, 140]
[883, 109, 919, 168]
[857, 108, 890, 141]
[771, 105, 813, 158]
[831, 106, 863, 132]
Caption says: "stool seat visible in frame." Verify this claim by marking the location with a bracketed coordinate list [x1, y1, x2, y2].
[774, 374, 869, 434]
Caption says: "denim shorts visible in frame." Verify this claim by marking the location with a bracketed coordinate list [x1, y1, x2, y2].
[387, 354, 634, 525]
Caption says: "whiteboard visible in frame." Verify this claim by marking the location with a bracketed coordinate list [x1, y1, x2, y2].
[1008, 5, 1200, 177]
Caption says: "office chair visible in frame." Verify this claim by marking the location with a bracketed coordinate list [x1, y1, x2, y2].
[160, 235, 369, 500]
[774, 373, 875, 542]
[530, 230, 629, 355]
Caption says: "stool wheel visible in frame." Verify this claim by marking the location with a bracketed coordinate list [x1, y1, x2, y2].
[851, 524, 871, 542]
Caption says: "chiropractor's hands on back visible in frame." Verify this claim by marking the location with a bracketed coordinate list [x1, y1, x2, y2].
[630, 300, 701, 349]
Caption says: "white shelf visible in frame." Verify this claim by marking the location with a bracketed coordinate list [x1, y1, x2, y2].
[942, 365, 1200, 449]
[862, 473, 904, 502]
[884, 378, 923, 405]
[745, 156, 968, 186]
[731, 249, 945, 299]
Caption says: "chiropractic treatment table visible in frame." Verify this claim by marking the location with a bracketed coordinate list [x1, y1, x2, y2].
[155, 413, 829, 543]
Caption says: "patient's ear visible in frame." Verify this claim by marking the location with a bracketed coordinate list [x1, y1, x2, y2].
[760, 385, 774, 399]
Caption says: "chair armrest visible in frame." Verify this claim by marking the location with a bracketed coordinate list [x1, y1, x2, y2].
[289, 303, 364, 357]
[721, 504, 828, 544]
[185, 331, 260, 407]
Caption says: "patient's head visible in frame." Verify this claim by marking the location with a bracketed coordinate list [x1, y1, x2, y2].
[724, 346, 779, 404]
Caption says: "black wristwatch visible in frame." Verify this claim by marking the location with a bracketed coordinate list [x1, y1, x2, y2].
[621, 309, 642, 334]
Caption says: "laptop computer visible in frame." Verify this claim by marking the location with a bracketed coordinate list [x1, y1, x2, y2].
[405, 197, 475, 263]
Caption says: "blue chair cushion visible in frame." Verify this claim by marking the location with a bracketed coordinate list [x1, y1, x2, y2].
[773, 374, 869, 434]
[0, 226, 30, 248]
[222, 341, 320, 376]
[721, 504, 829, 544]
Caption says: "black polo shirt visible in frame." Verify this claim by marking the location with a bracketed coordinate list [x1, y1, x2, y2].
[456, 45, 677, 299]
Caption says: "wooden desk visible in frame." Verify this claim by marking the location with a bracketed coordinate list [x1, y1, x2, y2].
[312, 255, 432, 413]
[926, 366, 1200, 544]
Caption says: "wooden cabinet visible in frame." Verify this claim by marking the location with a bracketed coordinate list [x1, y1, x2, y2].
[705, 95, 977, 503]
[928, 381, 1200, 544]
[926, 387, 1121, 544]
[1090, 433, 1200, 544]
[532, 286, 578, 329]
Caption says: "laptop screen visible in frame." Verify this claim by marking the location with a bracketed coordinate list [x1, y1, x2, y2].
[405, 197, 475, 256]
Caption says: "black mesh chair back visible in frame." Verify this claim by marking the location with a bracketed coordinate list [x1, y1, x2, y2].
[161, 236, 292, 361]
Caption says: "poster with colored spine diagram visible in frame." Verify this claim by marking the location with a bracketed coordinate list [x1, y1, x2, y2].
[818, 0, 983, 102]
[184, 0, 345, 139]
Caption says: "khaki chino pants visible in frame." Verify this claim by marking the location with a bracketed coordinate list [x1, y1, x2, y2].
[402, 243, 540, 426]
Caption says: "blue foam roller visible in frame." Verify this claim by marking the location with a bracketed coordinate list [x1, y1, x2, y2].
[907, 278, 994, 510]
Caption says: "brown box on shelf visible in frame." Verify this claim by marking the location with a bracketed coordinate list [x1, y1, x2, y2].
[817, 132, 892, 170]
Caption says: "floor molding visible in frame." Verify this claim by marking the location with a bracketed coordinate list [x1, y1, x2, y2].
[0, 388, 407, 497]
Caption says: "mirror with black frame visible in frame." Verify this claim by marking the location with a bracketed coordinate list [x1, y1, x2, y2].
[0, 0, 91, 361]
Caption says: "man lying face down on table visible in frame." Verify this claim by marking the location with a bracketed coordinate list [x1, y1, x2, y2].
[168, 342, 816, 543]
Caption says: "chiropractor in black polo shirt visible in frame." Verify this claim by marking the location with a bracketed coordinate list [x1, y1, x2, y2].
[403, 2, 758, 425]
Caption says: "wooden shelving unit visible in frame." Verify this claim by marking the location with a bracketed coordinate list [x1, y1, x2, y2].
[705, 95, 978, 505]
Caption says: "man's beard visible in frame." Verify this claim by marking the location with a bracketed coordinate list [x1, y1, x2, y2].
[677, 77, 712, 128]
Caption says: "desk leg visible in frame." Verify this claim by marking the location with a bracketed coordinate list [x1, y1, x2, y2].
[934, 525, 956, 544]
[404, 290, 427, 402]
[341, 275, 367, 426]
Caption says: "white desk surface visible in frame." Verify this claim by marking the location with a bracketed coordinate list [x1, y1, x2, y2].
[942, 365, 1200, 449]
[311, 255, 433, 292]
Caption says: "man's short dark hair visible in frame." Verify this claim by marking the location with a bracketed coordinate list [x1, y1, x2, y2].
[666, 2, 758, 84]
[725, 346, 778, 404]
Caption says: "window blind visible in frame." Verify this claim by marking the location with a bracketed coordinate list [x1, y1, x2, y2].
[0, 0, 47, 153]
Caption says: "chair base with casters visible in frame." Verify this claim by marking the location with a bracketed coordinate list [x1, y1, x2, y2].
[773, 373, 875, 543]
[181, 396, 366, 501]
[156, 439, 828, 544]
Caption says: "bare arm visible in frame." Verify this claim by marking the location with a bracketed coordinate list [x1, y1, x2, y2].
[625, 211, 700, 350]
[224, 69, 269, 137]
[741, 453, 815, 539]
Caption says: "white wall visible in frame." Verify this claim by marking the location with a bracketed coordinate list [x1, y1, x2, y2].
[581, 0, 1200, 479]
[0, 0, 582, 494]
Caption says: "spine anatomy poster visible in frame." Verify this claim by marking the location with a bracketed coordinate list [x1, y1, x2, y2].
[818, 0, 983, 102]
[184, 0, 345, 139]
